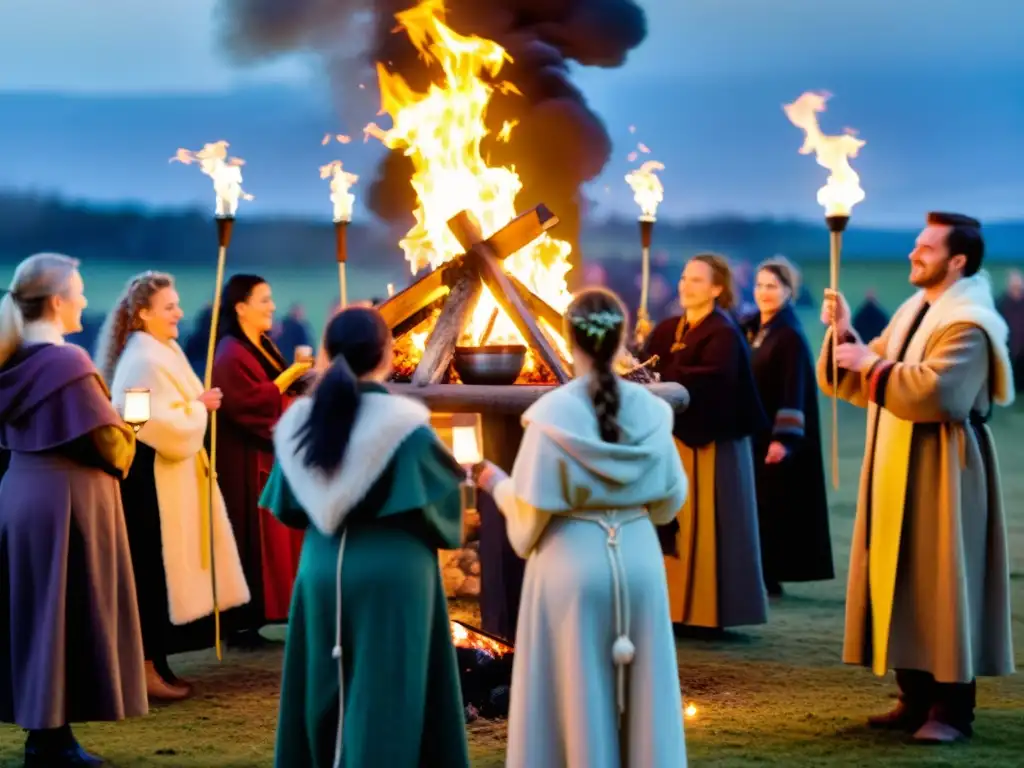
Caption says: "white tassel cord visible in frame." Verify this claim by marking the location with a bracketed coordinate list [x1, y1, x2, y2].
[569, 512, 644, 720]
[332, 528, 349, 768]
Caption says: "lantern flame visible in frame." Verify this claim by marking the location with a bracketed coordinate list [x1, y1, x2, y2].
[625, 159, 665, 221]
[783, 92, 865, 216]
[171, 141, 252, 218]
[364, 0, 572, 352]
[319, 160, 359, 223]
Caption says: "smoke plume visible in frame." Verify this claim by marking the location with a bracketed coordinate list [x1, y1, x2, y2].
[219, 0, 647, 281]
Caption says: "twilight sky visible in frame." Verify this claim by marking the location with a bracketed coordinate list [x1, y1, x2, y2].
[0, 0, 1020, 225]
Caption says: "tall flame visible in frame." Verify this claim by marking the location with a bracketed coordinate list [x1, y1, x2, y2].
[365, 0, 572, 349]
[783, 92, 865, 216]
[171, 140, 253, 217]
[625, 159, 665, 221]
[320, 160, 359, 222]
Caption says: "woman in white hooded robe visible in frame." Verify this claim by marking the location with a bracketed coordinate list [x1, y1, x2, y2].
[474, 288, 690, 768]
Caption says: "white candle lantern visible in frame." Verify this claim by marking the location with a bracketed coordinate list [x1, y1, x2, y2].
[123, 388, 151, 433]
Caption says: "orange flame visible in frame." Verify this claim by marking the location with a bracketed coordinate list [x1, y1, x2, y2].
[171, 141, 253, 217]
[783, 92, 866, 216]
[319, 160, 359, 222]
[450, 620, 510, 657]
[365, 0, 572, 348]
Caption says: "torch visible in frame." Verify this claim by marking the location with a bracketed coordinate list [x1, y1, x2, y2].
[172, 140, 252, 659]
[320, 160, 359, 308]
[625, 159, 665, 346]
[784, 92, 866, 489]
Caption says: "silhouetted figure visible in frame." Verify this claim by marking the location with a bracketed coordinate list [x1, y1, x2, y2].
[184, 305, 212, 376]
[996, 269, 1024, 392]
[271, 304, 313, 362]
[852, 290, 889, 342]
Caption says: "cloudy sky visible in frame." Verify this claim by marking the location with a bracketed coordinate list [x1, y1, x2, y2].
[0, 0, 1020, 225]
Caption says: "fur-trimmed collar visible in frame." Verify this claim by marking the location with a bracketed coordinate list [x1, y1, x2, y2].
[22, 320, 65, 346]
[272, 391, 431, 535]
[891, 271, 1015, 406]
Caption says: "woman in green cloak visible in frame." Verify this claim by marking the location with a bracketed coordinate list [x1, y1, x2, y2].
[259, 306, 470, 768]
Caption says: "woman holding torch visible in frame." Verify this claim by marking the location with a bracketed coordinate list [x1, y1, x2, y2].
[642, 253, 770, 633]
[0, 253, 146, 766]
[98, 271, 251, 699]
[261, 306, 469, 768]
[213, 274, 313, 646]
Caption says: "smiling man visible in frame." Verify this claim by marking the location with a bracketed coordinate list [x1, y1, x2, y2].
[817, 212, 1016, 743]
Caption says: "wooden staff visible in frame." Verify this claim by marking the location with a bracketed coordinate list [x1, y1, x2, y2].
[202, 214, 234, 660]
[636, 217, 655, 345]
[826, 213, 849, 489]
[335, 220, 349, 308]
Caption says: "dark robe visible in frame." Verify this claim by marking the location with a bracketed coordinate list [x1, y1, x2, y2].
[261, 384, 469, 768]
[852, 298, 889, 343]
[743, 304, 834, 584]
[0, 343, 147, 729]
[213, 333, 304, 628]
[643, 308, 770, 628]
[996, 292, 1024, 392]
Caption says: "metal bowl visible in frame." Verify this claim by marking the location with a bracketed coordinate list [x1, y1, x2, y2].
[453, 345, 527, 386]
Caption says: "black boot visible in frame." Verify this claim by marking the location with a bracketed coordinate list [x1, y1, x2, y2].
[24, 726, 104, 767]
[868, 670, 932, 733]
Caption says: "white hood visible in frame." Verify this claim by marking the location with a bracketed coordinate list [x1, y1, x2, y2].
[514, 376, 684, 513]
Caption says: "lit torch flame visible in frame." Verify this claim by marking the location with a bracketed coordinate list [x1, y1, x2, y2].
[364, 0, 572, 354]
[685, 703, 698, 719]
[319, 160, 359, 223]
[171, 141, 252, 218]
[625, 158, 665, 221]
[783, 92, 866, 216]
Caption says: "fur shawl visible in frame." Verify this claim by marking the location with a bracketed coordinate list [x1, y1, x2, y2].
[272, 391, 432, 536]
[111, 331, 250, 625]
[886, 271, 1014, 406]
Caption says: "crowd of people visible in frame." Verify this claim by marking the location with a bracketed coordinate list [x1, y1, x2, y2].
[0, 210, 1016, 766]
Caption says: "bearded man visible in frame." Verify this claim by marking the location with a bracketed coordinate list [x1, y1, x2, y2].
[819, 212, 1015, 743]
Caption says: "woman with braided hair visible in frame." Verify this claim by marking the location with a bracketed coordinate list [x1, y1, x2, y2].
[98, 272, 250, 700]
[473, 287, 690, 767]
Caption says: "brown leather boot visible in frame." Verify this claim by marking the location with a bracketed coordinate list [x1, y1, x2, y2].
[145, 661, 190, 701]
[867, 701, 929, 732]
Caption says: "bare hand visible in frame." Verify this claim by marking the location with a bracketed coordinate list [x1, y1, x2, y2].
[471, 460, 504, 493]
[765, 441, 788, 464]
[835, 341, 878, 372]
[198, 388, 223, 412]
[820, 289, 851, 337]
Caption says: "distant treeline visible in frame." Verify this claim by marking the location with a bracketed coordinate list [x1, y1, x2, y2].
[0, 192, 1021, 267]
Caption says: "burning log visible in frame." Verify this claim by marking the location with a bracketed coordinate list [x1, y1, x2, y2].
[412, 267, 483, 385]
[450, 620, 514, 720]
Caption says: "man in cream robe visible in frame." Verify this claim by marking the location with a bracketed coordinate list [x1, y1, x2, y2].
[819, 212, 1014, 743]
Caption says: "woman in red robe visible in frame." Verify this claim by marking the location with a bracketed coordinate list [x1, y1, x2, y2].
[213, 274, 312, 646]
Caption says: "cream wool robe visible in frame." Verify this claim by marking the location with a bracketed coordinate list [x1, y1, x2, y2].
[819, 272, 1015, 683]
[491, 375, 690, 768]
[112, 331, 250, 625]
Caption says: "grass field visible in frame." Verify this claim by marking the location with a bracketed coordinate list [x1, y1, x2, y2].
[1, 262, 1022, 766]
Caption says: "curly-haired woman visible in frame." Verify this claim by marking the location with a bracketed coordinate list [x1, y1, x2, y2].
[473, 287, 690, 768]
[96, 271, 250, 699]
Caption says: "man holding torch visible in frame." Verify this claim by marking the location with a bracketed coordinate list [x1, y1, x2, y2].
[818, 212, 1014, 743]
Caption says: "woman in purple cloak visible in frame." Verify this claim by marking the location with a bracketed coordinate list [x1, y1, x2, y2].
[0, 253, 147, 767]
